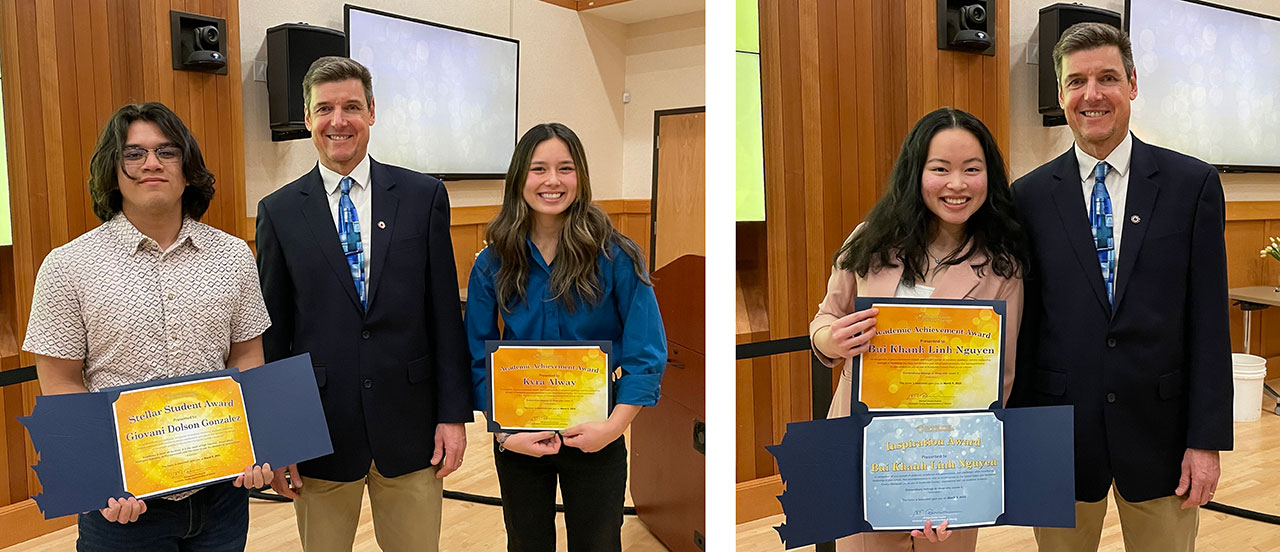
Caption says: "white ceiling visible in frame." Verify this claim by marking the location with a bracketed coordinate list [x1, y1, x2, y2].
[581, 0, 703, 24]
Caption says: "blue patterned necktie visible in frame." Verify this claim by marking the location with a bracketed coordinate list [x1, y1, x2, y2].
[338, 176, 366, 308]
[1090, 162, 1115, 305]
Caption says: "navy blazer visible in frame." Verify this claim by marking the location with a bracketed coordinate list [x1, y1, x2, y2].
[1009, 135, 1233, 503]
[256, 158, 472, 482]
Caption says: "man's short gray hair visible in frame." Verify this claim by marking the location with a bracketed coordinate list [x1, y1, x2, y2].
[301, 56, 374, 112]
[1052, 22, 1135, 87]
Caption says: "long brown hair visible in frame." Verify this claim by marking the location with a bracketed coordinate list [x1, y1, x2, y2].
[485, 123, 650, 313]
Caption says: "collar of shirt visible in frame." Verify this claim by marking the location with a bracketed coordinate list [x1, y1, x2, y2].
[319, 154, 373, 197]
[1074, 131, 1133, 184]
[106, 213, 203, 255]
[526, 238, 556, 271]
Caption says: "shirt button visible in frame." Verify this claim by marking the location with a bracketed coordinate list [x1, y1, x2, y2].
[363, 379, 373, 389]
[361, 330, 371, 339]
[1106, 337, 1117, 348]
[167, 293, 175, 301]
[171, 333, 178, 340]
[1106, 392, 1117, 403]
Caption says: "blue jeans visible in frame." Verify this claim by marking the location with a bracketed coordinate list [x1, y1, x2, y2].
[76, 483, 249, 552]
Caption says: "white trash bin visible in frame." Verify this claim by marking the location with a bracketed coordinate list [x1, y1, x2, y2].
[1232, 353, 1268, 423]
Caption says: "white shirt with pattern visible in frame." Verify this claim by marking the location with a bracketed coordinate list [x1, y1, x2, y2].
[22, 215, 271, 500]
[23, 214, 271, 391]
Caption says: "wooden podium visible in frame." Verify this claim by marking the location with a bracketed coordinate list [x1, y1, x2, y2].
[631, 255, 705, 551]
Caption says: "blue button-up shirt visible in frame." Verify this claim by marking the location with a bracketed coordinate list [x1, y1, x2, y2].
[465, 240, 666, 411]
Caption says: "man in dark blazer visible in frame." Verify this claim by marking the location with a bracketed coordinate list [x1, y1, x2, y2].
[1010, 23, 1232, 551]
[255, 56, 471, 552]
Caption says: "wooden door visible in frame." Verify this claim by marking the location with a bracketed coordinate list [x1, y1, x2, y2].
[651, 109, 705, 272]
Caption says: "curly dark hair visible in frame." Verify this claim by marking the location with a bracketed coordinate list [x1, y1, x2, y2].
[834, 107, 1026, 284]
[485, 123, 650, 313]
[87, 102, 215, 222]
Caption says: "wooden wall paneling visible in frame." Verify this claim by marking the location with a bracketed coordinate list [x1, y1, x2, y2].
[72, 0, 101, 233]
[53, 0, 83, 241]
[1263, 220, 1280, 365]
[834, 1, 860, 237]
[853, 0, 877, 226]
[735, 354, 755, 481]
[451, 224, 479, 292]
[814, 0, 841, 294]
[36, 0, 67, 247]
[1225, 221, 1265, 356]
[994, 0, 1010, 152]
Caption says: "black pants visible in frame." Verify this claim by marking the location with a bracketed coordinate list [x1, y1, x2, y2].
[493, 436, 628, 552]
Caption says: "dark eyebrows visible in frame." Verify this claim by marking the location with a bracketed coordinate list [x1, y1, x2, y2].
[925, 157, 984, 164]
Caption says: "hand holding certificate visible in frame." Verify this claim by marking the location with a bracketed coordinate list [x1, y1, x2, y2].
[19, 354, 333, 519]
[486, 341, 613, 432]
[855, 297, 1005, 411]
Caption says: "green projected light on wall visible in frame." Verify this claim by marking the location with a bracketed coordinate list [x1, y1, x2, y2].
[0, 80, 9, 247]
[736, 0, 764, 222]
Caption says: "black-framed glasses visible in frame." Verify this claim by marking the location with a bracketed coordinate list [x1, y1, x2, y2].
[121, 146, 182, 166]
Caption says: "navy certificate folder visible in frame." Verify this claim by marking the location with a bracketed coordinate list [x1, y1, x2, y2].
[766, 405, 1075, 549]
[19, 353, 332, 519]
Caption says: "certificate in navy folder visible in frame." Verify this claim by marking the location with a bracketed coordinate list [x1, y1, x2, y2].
[19, 354, 332, 519]
[766, 406, 1076, 549]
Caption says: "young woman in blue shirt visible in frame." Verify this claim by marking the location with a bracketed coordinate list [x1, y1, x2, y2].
[465, 122, 666, 552]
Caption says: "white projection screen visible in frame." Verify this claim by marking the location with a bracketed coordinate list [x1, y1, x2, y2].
[346, 5, 519, 179]
[1127, 0, 1280, 171]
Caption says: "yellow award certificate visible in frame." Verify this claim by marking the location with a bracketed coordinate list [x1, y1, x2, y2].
[488, 342, 611, 431]
[112, 376, 255, 498]
[857, 300, 1003, 410]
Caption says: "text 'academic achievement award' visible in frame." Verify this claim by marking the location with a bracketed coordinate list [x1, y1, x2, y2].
[858, 300, 1004, 410]
[112, 376, 255, 498]
[487, 341, 612, 432]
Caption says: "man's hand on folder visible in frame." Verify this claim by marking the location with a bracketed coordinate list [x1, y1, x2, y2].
[270, 463, 303, 499]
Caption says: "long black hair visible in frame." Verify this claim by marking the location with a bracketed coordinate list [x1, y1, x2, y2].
[834, 107, 1025, 284]
[87, 102, 215, 222]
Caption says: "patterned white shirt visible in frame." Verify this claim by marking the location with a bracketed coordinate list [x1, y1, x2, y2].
[23, 214, 271, 391]
[22, 215, 271, 501]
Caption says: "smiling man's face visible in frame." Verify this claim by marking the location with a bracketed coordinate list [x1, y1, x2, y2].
[305, 78, 375, 175]
[1058, 45, 1137, 159]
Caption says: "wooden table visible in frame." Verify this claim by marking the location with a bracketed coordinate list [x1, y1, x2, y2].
[1229, 286, 1280, 414]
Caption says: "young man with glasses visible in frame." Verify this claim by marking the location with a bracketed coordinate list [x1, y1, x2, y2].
[23, 102, 274, 551]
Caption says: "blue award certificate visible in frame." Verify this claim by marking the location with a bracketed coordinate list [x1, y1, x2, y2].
[863, 412, 1003, 530]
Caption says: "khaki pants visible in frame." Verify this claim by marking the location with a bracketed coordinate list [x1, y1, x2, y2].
[293, 462, 443, 552]
[1034, 487, 1199, 552]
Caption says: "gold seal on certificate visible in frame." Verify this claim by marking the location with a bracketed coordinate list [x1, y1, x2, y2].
[855, 298, 1006, 411]
[486, 341, 613, 432]
[111, 376, 255, 498]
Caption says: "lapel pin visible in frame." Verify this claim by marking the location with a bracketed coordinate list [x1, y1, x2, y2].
[377, 221, 386, 229]
[1130, 215, 1140, 224]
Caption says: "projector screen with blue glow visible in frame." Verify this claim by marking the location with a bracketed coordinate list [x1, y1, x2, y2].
[346, 6, 518, 179]
[1127, 0, 1280, 171]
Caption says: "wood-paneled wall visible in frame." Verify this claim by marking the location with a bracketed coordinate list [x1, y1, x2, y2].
[737, 0, 1011, 520]
[0, 0, 245, 542]
[1225, 202, 1280, 376]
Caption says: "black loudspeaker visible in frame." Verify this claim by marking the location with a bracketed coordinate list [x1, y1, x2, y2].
[266, 23, 346, 142]
[1038, 4, 1122, 126]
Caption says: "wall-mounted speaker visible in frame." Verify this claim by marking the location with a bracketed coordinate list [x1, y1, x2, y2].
[1038, 4, 1123, 126]
[266, 23, 346, 142]
[938, 0, 995, 56]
